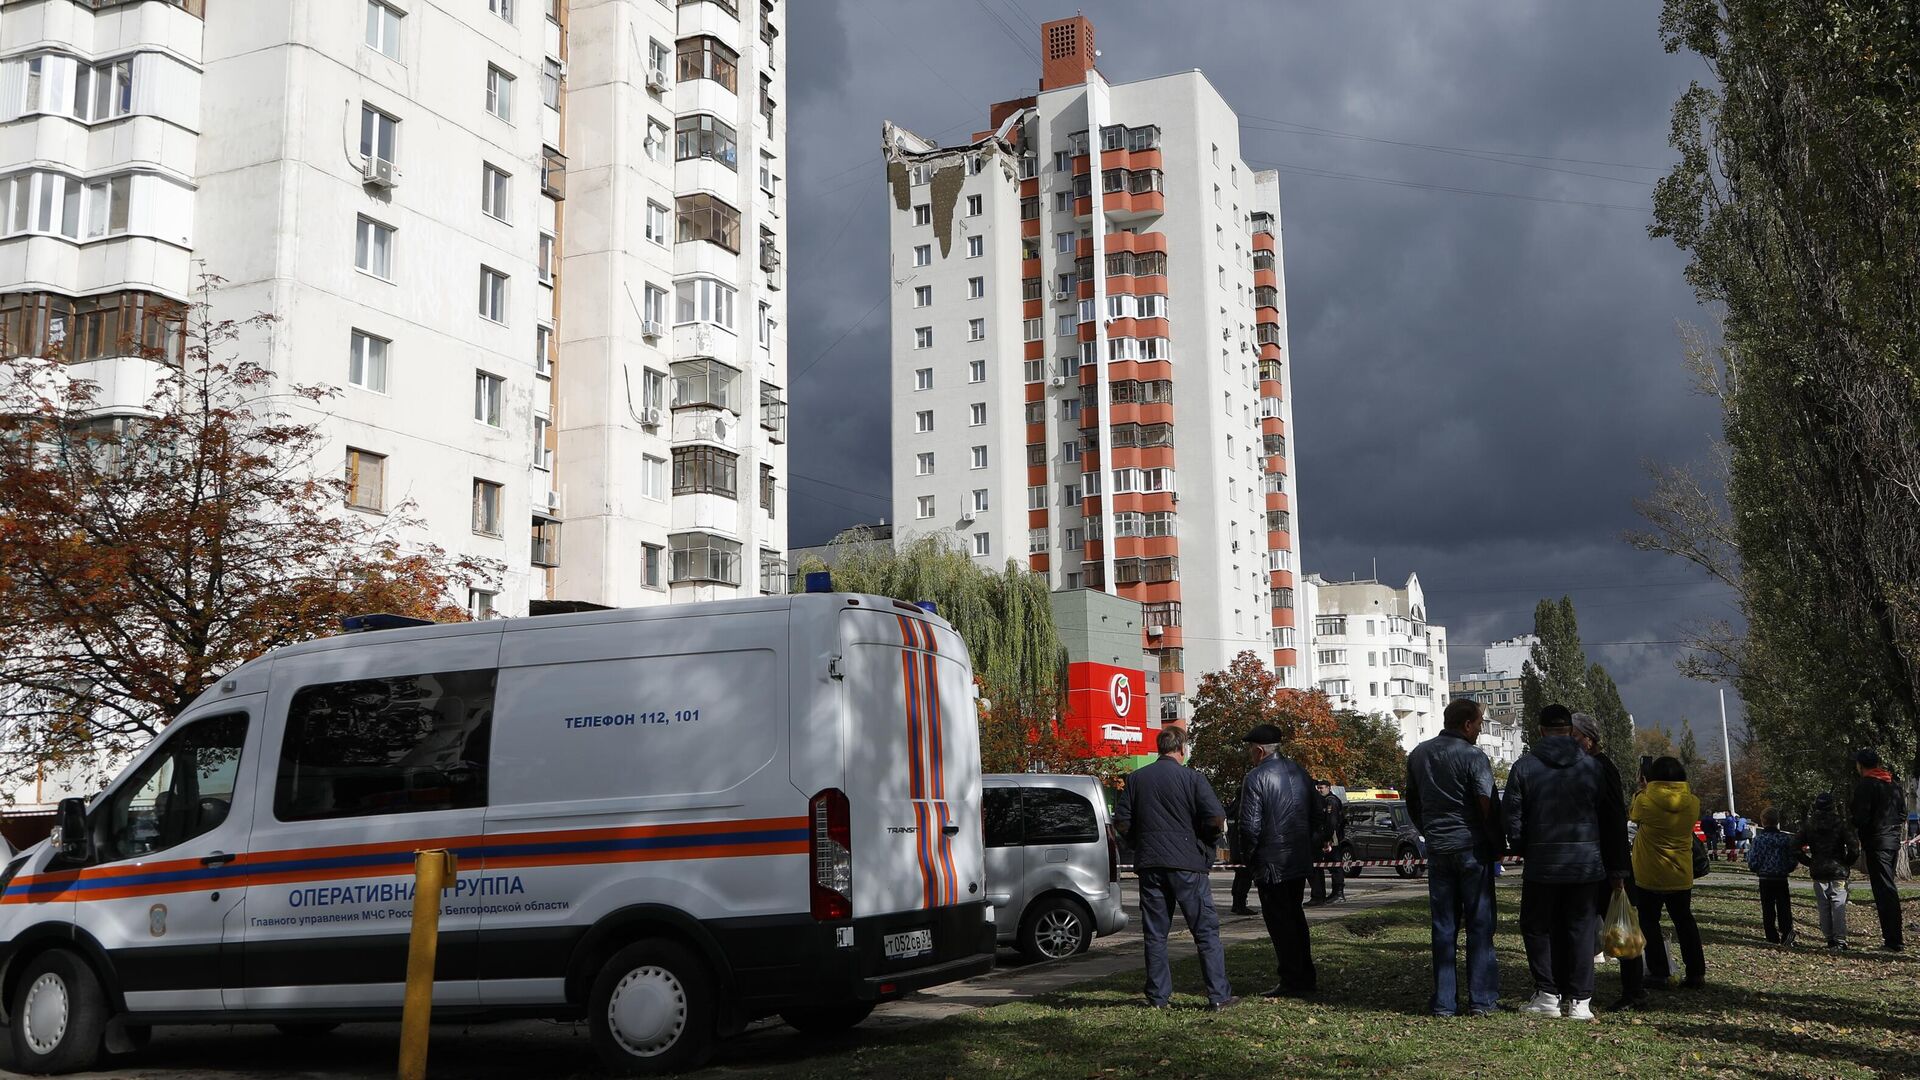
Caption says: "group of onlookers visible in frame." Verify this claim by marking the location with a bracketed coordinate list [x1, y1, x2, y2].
[1109, 699, 1909, 1015]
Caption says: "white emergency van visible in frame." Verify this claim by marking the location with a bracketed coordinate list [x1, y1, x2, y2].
[0, 594, 994, 1075]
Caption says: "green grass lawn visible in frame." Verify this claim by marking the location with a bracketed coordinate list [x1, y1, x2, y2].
[782, 881, 1920, 1079]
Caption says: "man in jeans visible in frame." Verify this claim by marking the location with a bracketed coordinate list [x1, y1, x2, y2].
[1111, 727, 1239, 1010]
[1504, 706, 1626, 1021]
[1406, 697, 1500, 1017]
[1850, 748, 1908, 952]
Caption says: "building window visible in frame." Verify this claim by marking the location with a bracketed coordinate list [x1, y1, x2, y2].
[1028, 528, 1047, 554]
[914, 327, 932, 349]
[676, 35, 740, 92]
[670, 358, 739, 411]
[969, 359, 986, 383]
[1028, 485, 1046, 510]
[645, 201, 670, 245]
[643, 543, 665, 588]
[913, 244, 931, 267]
[672, 445, 739, 498]
[472, 479, 504, 536]
[541, 145, 567, 199]
[759, 463, 777, 516]
[645, 118, 670, 163]
[489, 0, 514, 21]
[759, 152, 779, 195]
[486, 65, 514, 122]
[365, 1, 403, 58]
[648, 37, 672, 80]
[482, 164, 511, 222]
[348, 330, 389, 392]
[1023, 318, 1043, 342]
[970, 445, 987, 469]
[760, 551, 787, 594]
[641, 454, 667, 501]
[478, 267, 509, 323]
[967, 235, 984, 258]
[971, 488, 989, 513]
[469, 589, 497, 619]
[968, 318, 986, 341]
[535, 324, 552, 376]
[1055, 231, 1074, 254]
[344, 448, 386, 511]
[914, 410, 933, 433]
[1024, 359, 1044, 383]
[674, 193, 741, 251]
[913, 285, 932, 307]
[673, 277, 737, 329]
[473, 370, 504, 426]
[972, 533, 990, 557]
[917, 495, 935, 518]
[916, 452, 934, 476]
[532, 414, 552, 470]
[538, 232, 555, 284]
[913, 203, 931, 226]
[969, 403, 986, 426]
[966, 194, 982, 216]
[354, 216, 394, 280]
[914, 367, 933, 391]
[359, 105, 398, 166]
[542, 58, 562, 109]
[675, 113, 739, 169]
[670, 532, 742, 585]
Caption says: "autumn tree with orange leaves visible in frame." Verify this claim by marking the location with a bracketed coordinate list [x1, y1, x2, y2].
[0, 292, 497, 796]
[1186, 650, 1354, 804]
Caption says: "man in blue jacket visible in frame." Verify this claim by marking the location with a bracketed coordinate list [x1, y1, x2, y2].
[1406, 697, 1500, 1017]
[1112, 727, 1239, 1009]
[1504, 707, 1625, 1021]
[1238, 722, 1328, 997]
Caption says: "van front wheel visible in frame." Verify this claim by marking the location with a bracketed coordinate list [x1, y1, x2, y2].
[8, 949, 108, 1075]
[588, 939, 716, 1075]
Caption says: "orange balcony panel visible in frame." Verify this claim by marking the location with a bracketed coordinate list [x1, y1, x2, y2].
[1265, 456, 1289, 476]
[1255, 306, 1281, 326]
[1253, 232, 1276, 253]
[1102, 191, 1131, 214]
[1026, 422, 1046, 442]
[1023, 299, 1043, 319]
[1137, 447, 1176, 471]
[1075, 196, 1093, 218]
[1127, 581, 1182, 606]
[1022, 218, 1040, 238]
[1025, 382, 1044, 402]
[1105, 276, 1135, 297]
[1269, 569, 1294, 590]
[1133, 491, 1175, 514]
[1079, 279, 1096, 301]
[1079, 322, 1097, 343]
[1142, 535, 1178, 559]
[1261, 379, 1284, 399]
[1266, 491, 1290, 512]
[1025, 340, 1045, 360]
[1261, 343, 1284, 360]
[1022, 257, 1042, 278]
[1272, 649, 1297, 669]
[1271, 606, 1296, 629]
[1135, 402, 1175, 426]
[1028, 464, 1049, 486]
[1149, 628, 1184, 651]
[1029, 509, 1050, 529]
[1254, 268, 1279, 290]
[1029, 553, 1050, 573]
[1108, 536, 1146, 561]
[1267, 529, 1292, 552]
[1107, 315, 1138, 337]
[1073, 154, 1091, 175]
[1134, 274, 1169, 294]
[1020, 177, 1038, 197]
[1127, 148, 1164, 172]
[1262, 416, 1285, 437]
[1077, 237, 1096, 259]
[1159, 670, 1185, 694]
[1131, 316, 1170, 338]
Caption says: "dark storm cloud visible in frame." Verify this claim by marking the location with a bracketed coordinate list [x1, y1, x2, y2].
[785, 0, 1738, 735]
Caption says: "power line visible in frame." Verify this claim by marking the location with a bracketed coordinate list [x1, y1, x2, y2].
[793, 292, 890, 380]
[790, 470, 889, 505]
[1238, 112, 1665, 173]
[1247, 157, 1651, 213]
[971, 0, 1042, 67]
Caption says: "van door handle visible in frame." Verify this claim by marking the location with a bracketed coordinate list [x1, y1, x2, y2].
[201, 851, 236, 868]
[942, 824, 960, 837]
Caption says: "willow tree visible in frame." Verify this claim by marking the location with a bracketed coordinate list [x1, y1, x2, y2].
[798, 531, 1102, 775]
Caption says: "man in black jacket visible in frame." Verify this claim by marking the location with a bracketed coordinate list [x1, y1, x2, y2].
[1112, 727, 1238, 1008]
[1307, 779, 1347, 906]
[1851, 748, 1908, 952]
[1239, 723, 1328, 997]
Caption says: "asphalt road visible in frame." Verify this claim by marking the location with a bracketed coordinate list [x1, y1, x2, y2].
[14, 871, 1431, 1080]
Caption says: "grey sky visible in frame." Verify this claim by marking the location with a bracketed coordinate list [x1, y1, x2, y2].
[783, 0, 1739, 740]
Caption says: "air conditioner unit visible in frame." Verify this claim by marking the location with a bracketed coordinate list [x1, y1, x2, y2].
[645, 66, 671, 92]
[641, 318, 663, 340]
[1146, 625, 1164, 638]
[958, 512, 976, 525]
[640, 407, 664, 428]
[711, 416, 730, 441]
[542, 489, 562, 513]
[1049, 375, 1068, 387]
[362, 158, 397, 189]
[1052, 290, 1071, 302]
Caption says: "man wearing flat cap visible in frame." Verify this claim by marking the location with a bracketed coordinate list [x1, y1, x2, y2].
[1238, 722, 1328, 997]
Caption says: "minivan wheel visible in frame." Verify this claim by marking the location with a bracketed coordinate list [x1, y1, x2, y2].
[780, 1002, 874, 1035]
[1339, 844, 1360, 879]
[1395, 844, 1423, 879]
[588, 939, 715, 1075]
[8, 949, 108, 1075]
[1020, 896, 1092, 961]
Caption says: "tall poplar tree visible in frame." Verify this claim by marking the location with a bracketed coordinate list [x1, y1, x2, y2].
[1520, 597, 1594, 746]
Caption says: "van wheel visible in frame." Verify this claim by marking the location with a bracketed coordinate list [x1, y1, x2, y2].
[779, 1002, 874, 1035]
[1395, 844, 1422, 879]
[1339, 845, 1360, 878]
[588, 939, 715, 1075]
[1019, 896, 1092, 961]
[274, 1022, 341, 1038]
[8, 949, 108, 1075]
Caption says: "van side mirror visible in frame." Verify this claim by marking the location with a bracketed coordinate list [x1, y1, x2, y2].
[52, 797, 90, 861]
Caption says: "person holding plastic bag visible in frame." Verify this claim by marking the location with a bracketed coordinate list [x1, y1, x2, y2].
[1615, 756, 1705, 1010]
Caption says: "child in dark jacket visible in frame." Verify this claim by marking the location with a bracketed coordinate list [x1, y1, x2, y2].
[1794, 794, 1860, 949]
[1745, 807, 1798, 945]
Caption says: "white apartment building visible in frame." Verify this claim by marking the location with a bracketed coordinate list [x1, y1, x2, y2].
[1308, 572, 1450, 750]
[883, 15, 1306, 723]
[1483, 634, 1539, 682]
[0, 0, 787, 623]
[0, 0, 786, 811]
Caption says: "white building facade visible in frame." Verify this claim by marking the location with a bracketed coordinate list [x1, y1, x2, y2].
[882, 15, 1307, 723]
[0, 0, 786, 810]
[0, 0, 787, 622]
[1307, 572, 1450, 750]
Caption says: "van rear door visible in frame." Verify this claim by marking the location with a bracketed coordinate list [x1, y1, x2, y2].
[839, 608, 982, 921]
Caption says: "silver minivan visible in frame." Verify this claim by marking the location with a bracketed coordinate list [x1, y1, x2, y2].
[982, 774, 1129, 961]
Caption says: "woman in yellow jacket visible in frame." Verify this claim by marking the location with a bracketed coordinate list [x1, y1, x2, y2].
[1616, 756, 1705, 1008]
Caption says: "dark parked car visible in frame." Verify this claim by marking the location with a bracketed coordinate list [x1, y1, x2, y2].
[1343, 799, 1427, 878]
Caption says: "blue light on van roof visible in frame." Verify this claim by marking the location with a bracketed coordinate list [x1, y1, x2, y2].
[805, 571, 834, 594]
[916, 601, 938, 615]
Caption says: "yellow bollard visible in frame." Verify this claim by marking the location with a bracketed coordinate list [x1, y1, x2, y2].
[398, 849, 457, 1080]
